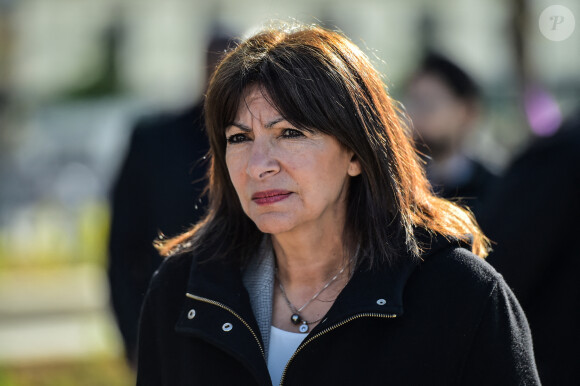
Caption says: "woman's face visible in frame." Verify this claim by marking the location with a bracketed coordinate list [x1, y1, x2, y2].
[225, 86, 361, 236]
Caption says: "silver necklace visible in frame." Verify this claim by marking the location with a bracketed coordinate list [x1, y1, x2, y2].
[276, 265, 347, 333]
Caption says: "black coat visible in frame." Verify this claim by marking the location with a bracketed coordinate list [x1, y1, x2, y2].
[136, 237, 540, 385]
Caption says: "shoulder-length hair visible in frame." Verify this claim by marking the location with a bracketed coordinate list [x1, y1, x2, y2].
[157, 23, 489, 267]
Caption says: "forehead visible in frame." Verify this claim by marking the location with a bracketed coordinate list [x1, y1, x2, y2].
[235, 86, 281, 121]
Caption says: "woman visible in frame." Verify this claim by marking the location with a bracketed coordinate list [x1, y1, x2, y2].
[137, 23, 539, 385]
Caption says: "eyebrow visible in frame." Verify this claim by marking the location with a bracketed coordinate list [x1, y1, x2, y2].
[264, 117, 286, 129]
[229, 117, 287, 132]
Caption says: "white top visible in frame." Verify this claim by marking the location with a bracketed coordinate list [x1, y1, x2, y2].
[267, 325, 308, 385]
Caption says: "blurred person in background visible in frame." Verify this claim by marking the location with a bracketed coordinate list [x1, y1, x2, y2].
[136, 23, 539, 385]
[405, 53, 497, 218]
[107, 32, 233, 367]
[481, 108, 580, 386]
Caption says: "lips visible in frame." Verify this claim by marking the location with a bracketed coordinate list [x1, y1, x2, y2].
[251, 189, 293, 205]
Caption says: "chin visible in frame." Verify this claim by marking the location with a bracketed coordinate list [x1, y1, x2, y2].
[250, 212, 297, 235]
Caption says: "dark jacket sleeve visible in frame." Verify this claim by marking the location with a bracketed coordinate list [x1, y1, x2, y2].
[460, 278, 541, 385]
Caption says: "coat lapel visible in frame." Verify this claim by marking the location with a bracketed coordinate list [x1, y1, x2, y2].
[309, 256, 419, 333]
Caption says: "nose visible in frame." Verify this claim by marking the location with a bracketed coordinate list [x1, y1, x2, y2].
[246, 137, 280, 179]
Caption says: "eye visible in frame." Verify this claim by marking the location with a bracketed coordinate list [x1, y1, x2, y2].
[281, 128, 305, 138]
[226, 133, 250, 144]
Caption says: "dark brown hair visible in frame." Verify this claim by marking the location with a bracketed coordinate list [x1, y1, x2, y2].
[157, 23, 489, 266]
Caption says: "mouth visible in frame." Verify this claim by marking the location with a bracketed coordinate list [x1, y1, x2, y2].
[251, 190, 293, 205]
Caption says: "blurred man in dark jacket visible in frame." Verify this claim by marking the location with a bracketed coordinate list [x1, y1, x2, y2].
[405, 53, 497, 218]
[481, 109, 580, 385]
[108, 33, 233, 366]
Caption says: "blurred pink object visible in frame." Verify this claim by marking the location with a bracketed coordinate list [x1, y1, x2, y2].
[524, 84, 562, 136]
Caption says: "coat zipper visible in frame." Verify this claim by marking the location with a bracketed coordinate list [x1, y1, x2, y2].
[279, 312, 397, 385]
[185, 292, 266, 359]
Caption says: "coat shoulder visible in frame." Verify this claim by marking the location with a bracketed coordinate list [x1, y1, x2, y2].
[441, 246, 501, 282]
[418, 243, 507, 298]
[147, 252, 194, 298]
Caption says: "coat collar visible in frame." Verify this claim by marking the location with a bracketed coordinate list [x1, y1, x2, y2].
[320, 256, 418, 324]
[328, 231, 466, 322]
[175, 255, 271, 385]
[175, 241, 422, 328]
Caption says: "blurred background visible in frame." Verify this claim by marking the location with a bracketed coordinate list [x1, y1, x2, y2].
[0, 0, 578, 385]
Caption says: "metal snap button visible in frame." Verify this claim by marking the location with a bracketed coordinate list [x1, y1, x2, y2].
[376, 298, 387, 305]
[222, 322, 233, 332]
[187, 309, 196, 319]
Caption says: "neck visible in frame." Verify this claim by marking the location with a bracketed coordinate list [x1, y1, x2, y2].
[272, 225, 351, 291]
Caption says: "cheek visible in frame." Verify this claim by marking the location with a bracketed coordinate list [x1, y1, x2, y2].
[280, 147, 323, 184]
[282, 151, 313, 172]
[225, 152, 246, 192]
[289, 150, 349, 196]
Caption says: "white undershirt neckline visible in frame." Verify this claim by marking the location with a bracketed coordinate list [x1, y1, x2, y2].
[267, 325, 308, 385]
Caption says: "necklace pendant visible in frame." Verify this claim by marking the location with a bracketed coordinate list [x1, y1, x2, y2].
[290, 314, 302, 325]
[299, 323, 309, 333]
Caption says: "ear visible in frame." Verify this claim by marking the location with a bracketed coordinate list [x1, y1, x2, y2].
[347, 154, 362, 177]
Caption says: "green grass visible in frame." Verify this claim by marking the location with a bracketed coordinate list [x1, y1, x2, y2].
[0, 358, 134, 386]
